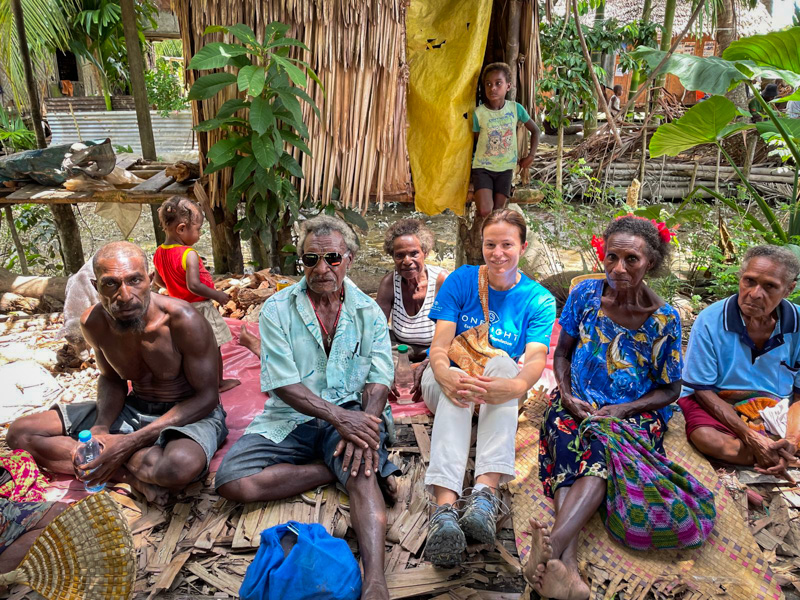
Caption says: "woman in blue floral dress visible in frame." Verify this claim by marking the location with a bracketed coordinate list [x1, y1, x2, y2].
[525, 216, 684, 600]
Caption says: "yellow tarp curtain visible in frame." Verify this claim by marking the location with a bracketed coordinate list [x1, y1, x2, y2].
[407, 0, 493, 216]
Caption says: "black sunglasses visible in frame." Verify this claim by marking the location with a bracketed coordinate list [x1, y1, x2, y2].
[300, 251, 350, 268]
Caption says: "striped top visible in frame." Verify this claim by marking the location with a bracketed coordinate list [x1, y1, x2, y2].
[391, 264, 445, 346]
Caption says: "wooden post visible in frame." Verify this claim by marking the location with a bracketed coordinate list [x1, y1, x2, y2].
[11, 0, 84, 274]
[120, 0, 165, 246]
[505, 0, 522, 101]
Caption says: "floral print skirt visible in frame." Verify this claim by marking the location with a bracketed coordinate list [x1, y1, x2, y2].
[538, 391, 667, 498]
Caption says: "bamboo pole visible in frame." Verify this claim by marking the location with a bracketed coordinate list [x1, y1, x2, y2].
[4, 206, 29, 275]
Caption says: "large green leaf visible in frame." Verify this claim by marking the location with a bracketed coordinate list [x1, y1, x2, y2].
[188, 72, 237, 100]
[252, 133, 278, 169]
[723, 28, 800, 76]
[237, 65, 266, 95]
[189, 42, 249, 70]
[232, 155, 256, 190]
[227, 24, 258, 46]
[755, 117, 800, 148]
[207, 136, 245, 164]
[216, 99, 250, 119]
[649, 96, 738, 158]
[249, 97, 275, 136]
[631, 46, 747, 96]
[274, 55, 307, 87]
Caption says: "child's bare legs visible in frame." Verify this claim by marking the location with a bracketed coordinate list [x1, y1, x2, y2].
[492, 192, 508, 211]
[218, 348, 240, 392]
[238, 324, 261, 358]
[475, 188, 494, 218]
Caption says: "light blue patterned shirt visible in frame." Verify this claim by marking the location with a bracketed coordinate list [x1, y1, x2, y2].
[245, 276, 394, 443]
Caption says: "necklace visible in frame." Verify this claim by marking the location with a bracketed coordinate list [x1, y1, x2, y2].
[307, 288, 344, 346]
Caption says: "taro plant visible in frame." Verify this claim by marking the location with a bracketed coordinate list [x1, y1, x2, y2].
[0, 106, 36, 153]
[187, 22, 320, 261]
[634, 27, 800, 258]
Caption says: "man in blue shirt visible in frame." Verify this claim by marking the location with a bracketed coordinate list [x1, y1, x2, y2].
[215, 215, 399, 600]
[679, 245, 800, 481]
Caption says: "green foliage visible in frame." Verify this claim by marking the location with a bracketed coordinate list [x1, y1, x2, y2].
[0, 106, 36, 152]
[68, 0, 158, 109]
[0, 0, 81, 109]
[2, 203, 61, 273]
[538, 16, 629, 128]
[649, 96, 752, 157]
[643, 27, 800, 247]
[188, 21, 321, 251]
[145, 58, 187, 117]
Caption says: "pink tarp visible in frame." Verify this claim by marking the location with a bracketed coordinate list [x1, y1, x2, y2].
[44, 319, 562, 501]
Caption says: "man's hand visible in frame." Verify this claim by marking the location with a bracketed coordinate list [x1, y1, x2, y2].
[518, 156, 534, 171]
[595, 404, 630, 419]
[410, 358, 429, 404]
[334, 440, 379, 478]
[333, 408, 382, 451]
[749, 434, 796, 483]
[561, 392, 595, 422]
[76, 433, 136, 486]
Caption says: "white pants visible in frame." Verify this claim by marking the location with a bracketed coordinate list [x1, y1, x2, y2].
[422, 355, 520, 496]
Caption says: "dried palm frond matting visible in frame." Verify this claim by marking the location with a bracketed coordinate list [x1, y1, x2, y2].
[0, 491, 135, 600]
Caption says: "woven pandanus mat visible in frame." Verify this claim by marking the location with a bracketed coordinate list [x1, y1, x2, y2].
[0, 491, 135, 599]
[510, 394, 784, 600]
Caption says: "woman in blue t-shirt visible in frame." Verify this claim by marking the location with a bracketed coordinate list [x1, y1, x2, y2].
[420, 209, 556, 568]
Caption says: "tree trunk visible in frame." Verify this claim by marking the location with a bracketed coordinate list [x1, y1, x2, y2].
[455, 209, 485, 268]
[628, 0, 653, 98]
[716, 0, 736, 57]
[556, 96, 564, 192]
[504, 0, 522, 101]
[120, 0, 165, 246]
[0, 267, 67, 302]
[250, 235, 270, 271]
[654, 0, 677, 95]
[584, 2, 606, 138]
[50, 205, 85, 274]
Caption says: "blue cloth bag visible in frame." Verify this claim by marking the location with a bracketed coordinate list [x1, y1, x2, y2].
[239, 521, 362, 600]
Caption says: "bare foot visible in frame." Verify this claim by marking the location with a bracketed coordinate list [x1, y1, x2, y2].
[219, 378, 241, 393]
[538, 559, 590, 600]
[523, 518, 552, 587]
[238, 324, 261, 357]
[361, 575, 389, 600]
[130, 479, 170, 506]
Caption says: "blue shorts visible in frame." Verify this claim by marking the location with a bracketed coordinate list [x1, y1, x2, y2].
[214, 402, 400, 490]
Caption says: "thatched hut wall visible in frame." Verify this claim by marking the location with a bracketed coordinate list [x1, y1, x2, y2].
[172, 0, 411, 214]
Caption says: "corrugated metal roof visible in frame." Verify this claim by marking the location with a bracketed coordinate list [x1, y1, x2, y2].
[48, 110, 196, 155]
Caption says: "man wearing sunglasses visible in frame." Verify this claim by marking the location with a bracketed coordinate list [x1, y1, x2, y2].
[216, 215, 399, 600]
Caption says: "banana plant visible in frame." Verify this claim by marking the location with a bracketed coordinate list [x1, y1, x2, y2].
[188, 22, 321, 259]
[634, 27, 800, 257]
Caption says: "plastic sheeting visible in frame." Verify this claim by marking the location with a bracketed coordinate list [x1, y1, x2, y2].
[407, 0, 493, 216]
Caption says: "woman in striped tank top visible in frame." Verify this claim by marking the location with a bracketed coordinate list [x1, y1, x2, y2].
[377, 219, 448, 368]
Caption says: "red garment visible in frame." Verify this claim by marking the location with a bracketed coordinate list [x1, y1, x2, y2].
[153, 244, 214, 303]
[677, 395, 737, 439]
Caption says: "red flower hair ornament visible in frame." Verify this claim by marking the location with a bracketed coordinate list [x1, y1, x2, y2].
[591, 217, 676, 264]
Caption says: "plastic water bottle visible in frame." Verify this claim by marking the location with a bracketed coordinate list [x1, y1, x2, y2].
[394, 345, 415, 405]
[75, 430, 106, 493]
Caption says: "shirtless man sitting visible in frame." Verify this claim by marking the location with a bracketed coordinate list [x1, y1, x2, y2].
[7, 241, 228, 504]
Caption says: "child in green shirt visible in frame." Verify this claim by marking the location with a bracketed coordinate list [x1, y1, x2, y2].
[472, 62, 540, 217]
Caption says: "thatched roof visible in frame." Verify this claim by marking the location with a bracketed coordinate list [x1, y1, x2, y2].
[558, 0, 773, 37]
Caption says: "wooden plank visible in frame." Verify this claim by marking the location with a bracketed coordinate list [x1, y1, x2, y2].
[147, 551, 190, 599]
[116, 156, 139, 170]
[130, 510, 167, 535]
[185, 562, 240, 597]
[130, 169, 174, 194]
[152, 503, 191, 566]
[493, 540, 521, 573]
[6, 184, 92, 201]
[232, 502, 265, 549]
[162, 181, 192, 195]
[412, 424, 431, 463]
[193, 507, 235, 550]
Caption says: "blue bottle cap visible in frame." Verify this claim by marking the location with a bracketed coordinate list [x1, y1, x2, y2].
[397, 345, 409, 353]
[78, 430, 92, 443]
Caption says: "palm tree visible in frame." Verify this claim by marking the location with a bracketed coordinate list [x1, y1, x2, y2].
[0, 0, 80, 108]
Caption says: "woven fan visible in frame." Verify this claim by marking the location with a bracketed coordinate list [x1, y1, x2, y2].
[0, 491, 135, 599]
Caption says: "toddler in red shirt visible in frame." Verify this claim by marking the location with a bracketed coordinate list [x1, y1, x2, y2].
[153, 196, 240, 392]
